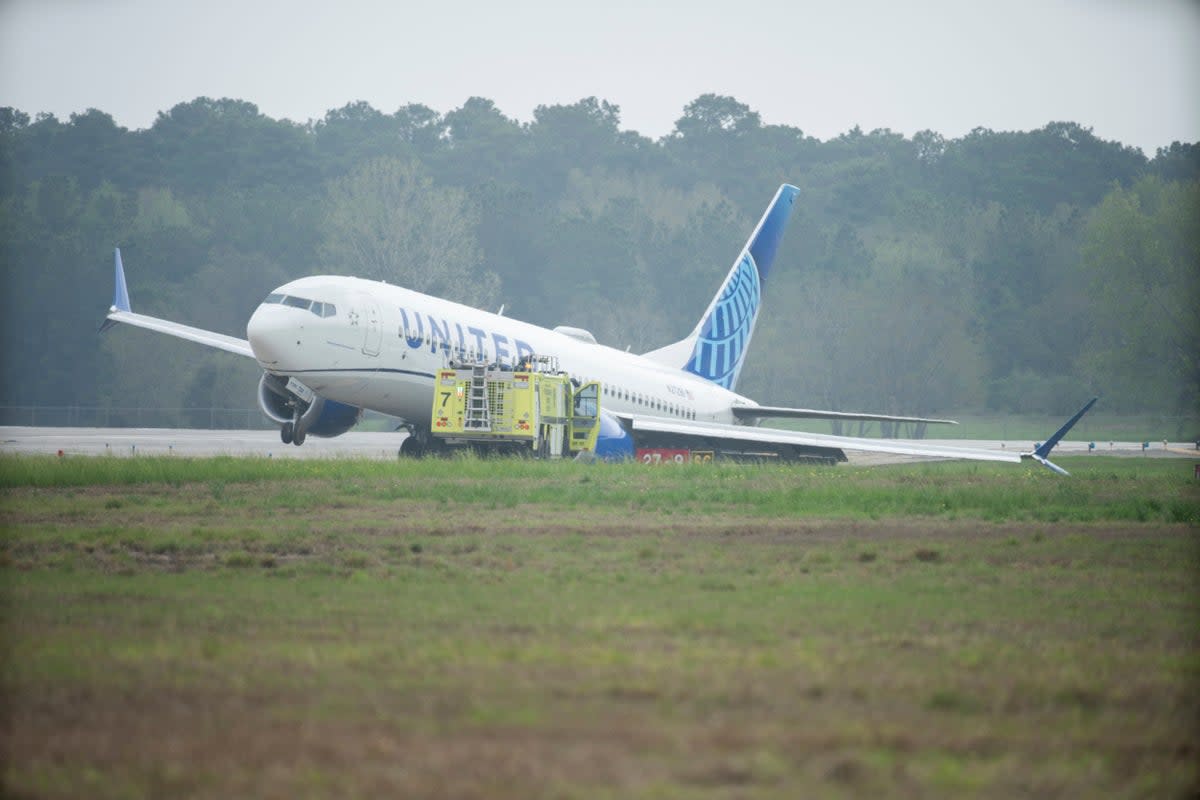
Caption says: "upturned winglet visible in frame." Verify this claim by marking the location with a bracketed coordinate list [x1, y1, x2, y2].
[112, 248, 131, 313]
[99, 248, 131, 333]
[1021, 397, 1099, 476]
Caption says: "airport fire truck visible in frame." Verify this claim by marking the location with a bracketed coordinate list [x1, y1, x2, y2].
[430, 356, 601, 458]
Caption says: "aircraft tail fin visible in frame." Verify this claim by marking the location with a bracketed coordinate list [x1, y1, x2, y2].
[98, 248, 131, 333]
[642, 184, 800, 391]
[1021, 397, 1099, 476]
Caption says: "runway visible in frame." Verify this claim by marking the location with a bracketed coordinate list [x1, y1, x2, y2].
[0, 426, 409, 459]
[1, 426, 1193, 462]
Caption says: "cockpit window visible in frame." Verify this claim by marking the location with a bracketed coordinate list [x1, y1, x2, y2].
[263, 293, 335, 317]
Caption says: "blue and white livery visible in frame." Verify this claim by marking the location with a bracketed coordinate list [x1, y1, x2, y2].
[100, 183, 1094, 472]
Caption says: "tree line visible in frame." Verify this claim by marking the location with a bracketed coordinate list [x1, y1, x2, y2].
[1, 95, 1196, 422]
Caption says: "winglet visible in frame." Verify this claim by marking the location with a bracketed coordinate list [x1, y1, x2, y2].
[99, 248, 131, 334]
[112, 248, 131, 312]
[1021, 397, 1099, 476]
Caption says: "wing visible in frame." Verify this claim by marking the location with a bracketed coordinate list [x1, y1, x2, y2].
[102, 309, 254, 358]
[619, 396, 1097, 473]
[731, 405, 957, 426]
[625, 415, 1019, 464]
[98, 249, 255, 359]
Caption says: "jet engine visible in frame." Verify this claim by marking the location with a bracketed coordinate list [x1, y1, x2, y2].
[594, 409, 635, 460]
[257, 373, 361, 445]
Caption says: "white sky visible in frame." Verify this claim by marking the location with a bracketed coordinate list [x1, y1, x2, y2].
[1, 0, 1197, 155]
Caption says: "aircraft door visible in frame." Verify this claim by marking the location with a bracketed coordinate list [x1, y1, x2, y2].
[362, 298, 382, 357]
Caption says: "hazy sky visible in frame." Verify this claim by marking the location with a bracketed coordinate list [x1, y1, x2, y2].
[2, 0, 1197, 155]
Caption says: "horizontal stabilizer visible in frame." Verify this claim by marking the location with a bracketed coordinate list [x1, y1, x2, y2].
[732, 405, 957, 426]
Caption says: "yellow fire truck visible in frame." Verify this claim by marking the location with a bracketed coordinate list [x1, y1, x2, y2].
[430, 356, 601, 458]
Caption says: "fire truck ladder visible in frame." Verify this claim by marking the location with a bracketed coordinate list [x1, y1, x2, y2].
[464, 363, 492, 431]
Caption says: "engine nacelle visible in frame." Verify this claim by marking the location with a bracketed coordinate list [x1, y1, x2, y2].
[257, 373, 361, 439]
[594, 409, 635, 461]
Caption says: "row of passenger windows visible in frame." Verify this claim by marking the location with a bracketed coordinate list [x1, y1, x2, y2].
[599, 382, 696, 420]
[263, 293, 337, 318]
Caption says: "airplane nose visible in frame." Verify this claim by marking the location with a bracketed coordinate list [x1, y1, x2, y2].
[246, 304, 299, 367]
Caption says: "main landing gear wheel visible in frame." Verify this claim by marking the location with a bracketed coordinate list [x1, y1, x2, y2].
[292, 428, 306, 446]
[280, 421, 293, 445]
[399, 435, 425, 458]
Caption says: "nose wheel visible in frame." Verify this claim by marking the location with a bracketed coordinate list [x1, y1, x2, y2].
[280, 420, 306, 446]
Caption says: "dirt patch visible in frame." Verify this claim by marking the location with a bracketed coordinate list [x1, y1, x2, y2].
[2, 684, 667, 799]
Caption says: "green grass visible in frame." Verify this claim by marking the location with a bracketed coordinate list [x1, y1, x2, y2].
[1, 453, 1197, 524]
[2, 455, 1198, 798]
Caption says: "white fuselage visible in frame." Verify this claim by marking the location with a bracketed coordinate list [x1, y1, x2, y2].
[245, 276, 753, 428]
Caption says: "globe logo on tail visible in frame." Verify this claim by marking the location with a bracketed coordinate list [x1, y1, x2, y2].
[685, 253, 761, 390]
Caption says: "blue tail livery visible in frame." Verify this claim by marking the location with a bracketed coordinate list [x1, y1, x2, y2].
[642, 184, 800, 391]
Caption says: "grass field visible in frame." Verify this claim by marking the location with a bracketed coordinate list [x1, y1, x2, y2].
[2, 455, 1198, 798]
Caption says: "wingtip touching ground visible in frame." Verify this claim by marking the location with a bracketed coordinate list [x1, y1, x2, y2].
[1022, 396, 1100, 475]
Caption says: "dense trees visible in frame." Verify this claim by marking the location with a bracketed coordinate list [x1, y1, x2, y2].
[319, 157, 497, 307]
[1078, 177, 1200, 413]
[0, 95, 1195, 422]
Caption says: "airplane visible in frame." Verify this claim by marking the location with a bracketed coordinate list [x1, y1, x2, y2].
[100, 183, 1096, 474]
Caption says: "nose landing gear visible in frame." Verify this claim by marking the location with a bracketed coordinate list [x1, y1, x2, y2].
[279, 416, 306, 446]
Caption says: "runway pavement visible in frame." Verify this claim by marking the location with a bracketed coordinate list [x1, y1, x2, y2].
[1, 426, 1193, 462]
[0, 426, 409, 459]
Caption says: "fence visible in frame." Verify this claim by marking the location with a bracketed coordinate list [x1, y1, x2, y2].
[0, 405, 271, 430]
